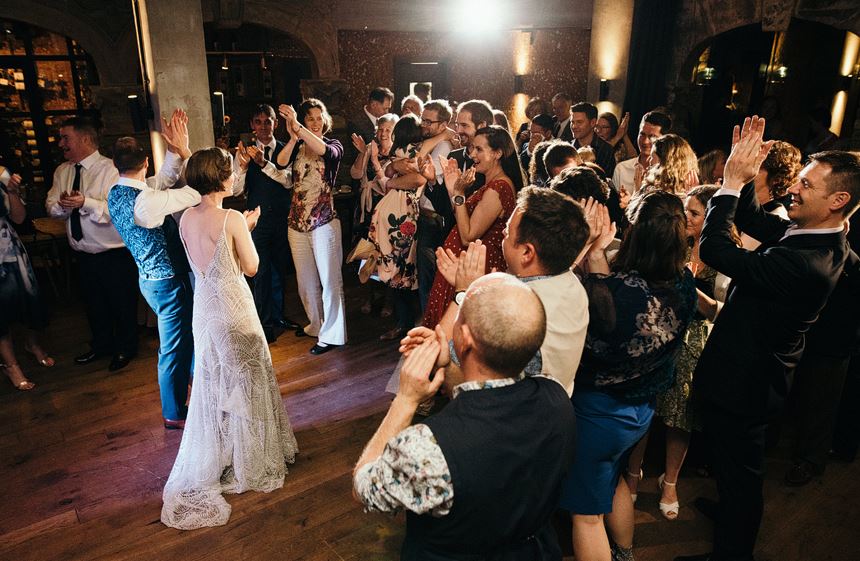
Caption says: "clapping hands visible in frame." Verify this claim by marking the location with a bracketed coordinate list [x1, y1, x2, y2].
[161, 108, 191, 159]
[722, 115, 774, 191]
[243, 206, 261, 232]
[440, 157, 476, 197]
[278, 104, 301, 138]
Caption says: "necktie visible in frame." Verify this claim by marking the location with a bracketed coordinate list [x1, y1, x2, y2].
[264, 146, 271, 163]
[70, 163, 83, 241]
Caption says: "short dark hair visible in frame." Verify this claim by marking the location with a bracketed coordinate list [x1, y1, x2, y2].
[458, 99, 494, 129]
[613, 190, 687, 282]
[185, 147, 233, 196]
[531, 113, 554, 131]
[391, 113, 423, 154]
[808, 150, 860, 217]
[369, 87, 394, 103]
[112, 137, 147, 173]
[642, 109, 672, 133]
[528, 140, 556, 185]
[298, 98, 333, 135]
[60, 116, 100, 146]
[570, 102, 598, 121]
[552, 93, 572, 103]
[543, 142, 579, 176]
[413, 83, 431, 97]
[516, 187, 590, 274]
[493, 109, 510, 131]
[475, 125, 525, 192]
[550, 166, 610, 204]
[598, 112, 619, 137]
[251, 104, 276, 120]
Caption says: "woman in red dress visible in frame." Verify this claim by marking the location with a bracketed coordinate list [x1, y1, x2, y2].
[422, 125, 523, 328]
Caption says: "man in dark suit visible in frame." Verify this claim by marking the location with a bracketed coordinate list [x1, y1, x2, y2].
[233, 104, 298, 342]
[569, 101, 616, 178]
[676, 118, 860, 561]
[348, 86, 394, 144]
[551, 93, 573, 141]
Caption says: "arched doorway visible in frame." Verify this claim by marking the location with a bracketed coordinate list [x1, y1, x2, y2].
[0, 18, 99, 209]
[679, 18, 856, 154]
[204, 23, 315, 146]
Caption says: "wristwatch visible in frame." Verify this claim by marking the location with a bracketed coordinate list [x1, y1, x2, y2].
[452, 194, 465, 206]
[454, 290, 467, 306]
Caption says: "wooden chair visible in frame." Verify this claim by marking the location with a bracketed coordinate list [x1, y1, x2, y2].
[27, 217, 70, 298]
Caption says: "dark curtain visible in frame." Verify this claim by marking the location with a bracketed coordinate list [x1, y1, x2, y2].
[622, 0, 682, 135]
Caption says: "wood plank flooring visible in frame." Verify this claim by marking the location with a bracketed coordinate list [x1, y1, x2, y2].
[1, 275, 858, 560]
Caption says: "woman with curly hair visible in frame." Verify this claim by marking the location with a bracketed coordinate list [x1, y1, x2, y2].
[641, 134, 699, 196]
[741, 141, 801, 249]
[698, 148, 726, 185]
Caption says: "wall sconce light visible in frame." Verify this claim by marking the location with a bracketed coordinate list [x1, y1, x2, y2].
[127, 93, 152, 132]
[221, 55, 229, 71]
[260, 54, 267, 71]
[514, 74, 525, 93]
[599, 79, 610, 101]
[212, 91, 226, 127]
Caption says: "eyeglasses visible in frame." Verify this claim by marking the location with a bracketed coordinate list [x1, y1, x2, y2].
[421, 119, 446, 126]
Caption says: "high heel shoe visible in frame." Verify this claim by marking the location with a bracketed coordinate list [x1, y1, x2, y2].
[625, 469, 643, 504]
[657, 473, 680, 520]
[2, 363, 35, 391]
[24, 344, 55, 368]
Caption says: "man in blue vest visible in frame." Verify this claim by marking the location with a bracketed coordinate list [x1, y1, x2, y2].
[233, 104, 299, 342]
[107, 111, 200, 430]
[354, 273, 576, 560]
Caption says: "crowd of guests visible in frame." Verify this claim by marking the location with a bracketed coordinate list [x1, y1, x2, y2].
[1, 83, 859, 559]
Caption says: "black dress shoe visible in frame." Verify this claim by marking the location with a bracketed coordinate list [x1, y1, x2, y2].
[310, 343, 341, 355]
[694, 497, 718, 521]
[163, 418, 186, 430]
[108, 353, 134, 372]
[75, 350, 105, 365]
[276, 318, 302, 330]
[785, 460, 821, 486]
[265, 328, 278, 344]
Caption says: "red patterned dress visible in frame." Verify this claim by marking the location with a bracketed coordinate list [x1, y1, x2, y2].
[421, 179, 517, 328]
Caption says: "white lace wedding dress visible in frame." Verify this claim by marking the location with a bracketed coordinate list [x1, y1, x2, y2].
[161, 211, 298, 530]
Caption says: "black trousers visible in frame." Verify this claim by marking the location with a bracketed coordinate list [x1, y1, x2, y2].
[788, 353, 851, 470]
[251, 214, 289, 335]
[75, 247, 138, 356]
[700, 401, 766, 561]
[832, 351, 860, 460]
[416, 214, 445, 313]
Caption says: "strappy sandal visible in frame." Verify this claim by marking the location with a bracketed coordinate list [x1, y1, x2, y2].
[625, 468, 643, 504]
[24, 344, 55, 368]
[658, 473, 680, 520]
[2, 363, 35, 391]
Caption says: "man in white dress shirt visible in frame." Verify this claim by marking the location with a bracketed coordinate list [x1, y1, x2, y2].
[45, 115, 185, 371]
[611, 109, 672, 195]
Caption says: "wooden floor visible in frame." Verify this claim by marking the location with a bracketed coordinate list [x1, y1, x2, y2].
[1, 276, 859, 561]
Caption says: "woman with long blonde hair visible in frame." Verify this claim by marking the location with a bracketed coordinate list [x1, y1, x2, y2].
[642, 134, 699, 195]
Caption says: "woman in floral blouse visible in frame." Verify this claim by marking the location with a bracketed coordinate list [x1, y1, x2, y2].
[277, 99, 345, 355]
[561, 192, 697, 561]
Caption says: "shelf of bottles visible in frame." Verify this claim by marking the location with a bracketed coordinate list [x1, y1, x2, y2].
[0, 19, 97, 212]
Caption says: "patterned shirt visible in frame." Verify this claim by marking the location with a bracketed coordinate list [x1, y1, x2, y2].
[354, 376, 521, 516]
[287, 138, 343, 232]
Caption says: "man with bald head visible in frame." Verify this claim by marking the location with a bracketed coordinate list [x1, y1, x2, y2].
[354, 274, 576, 560]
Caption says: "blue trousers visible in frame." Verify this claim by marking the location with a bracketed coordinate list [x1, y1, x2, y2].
[139, 274, 194, 420]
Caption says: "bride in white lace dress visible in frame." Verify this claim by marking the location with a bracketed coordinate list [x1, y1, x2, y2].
[161, 147, 298, 530]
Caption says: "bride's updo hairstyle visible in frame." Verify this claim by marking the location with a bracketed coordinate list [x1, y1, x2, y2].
[186, 147, 233, 195]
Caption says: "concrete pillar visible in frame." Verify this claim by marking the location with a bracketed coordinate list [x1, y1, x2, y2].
[137, 0, 214, 169]
[586, 0, 635, 117]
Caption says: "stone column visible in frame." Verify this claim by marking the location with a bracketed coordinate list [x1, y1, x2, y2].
[586, 0, 635, 116]
[137, 0, 214, 169]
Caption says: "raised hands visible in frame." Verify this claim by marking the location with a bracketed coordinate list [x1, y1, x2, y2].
[246, 144, 265, 167]
[351, 133, 367, 154]
[278, 104, 301, 137]
[161, 108, 191, 159]
[398, 331, 447, 406]
[454, 240, 487, 291]
[435, 247, 459, 286]
[590, 202, 616, 253]
[440, 157, 475, 197]
[235, 141, 250, 171]
[243, 206, 261, 232]
[723, 115, 774, 191]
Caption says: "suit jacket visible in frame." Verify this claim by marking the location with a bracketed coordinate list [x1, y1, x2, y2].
[244, 140, 290, 218]
[693, 183, 849, 418]
[347, 109, 375, 144]
[553, 116, 573, 141]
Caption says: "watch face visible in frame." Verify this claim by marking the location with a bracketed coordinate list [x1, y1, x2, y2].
[454, 195, 465, 206]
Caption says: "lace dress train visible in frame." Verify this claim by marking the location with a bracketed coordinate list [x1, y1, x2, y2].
[161, 213, 298, 530]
